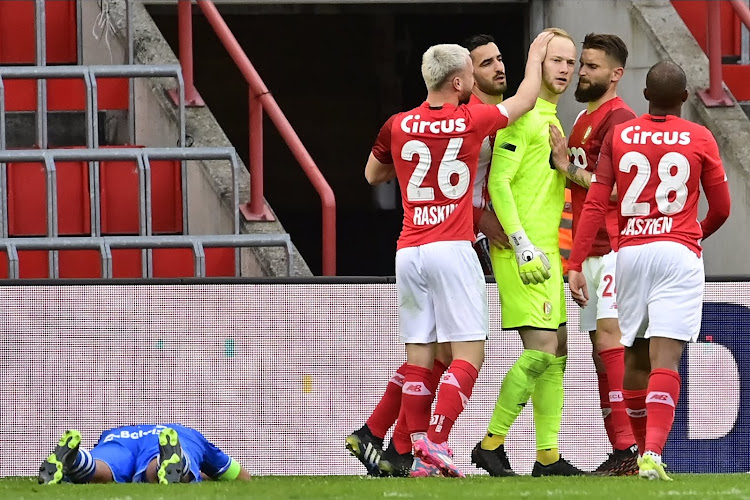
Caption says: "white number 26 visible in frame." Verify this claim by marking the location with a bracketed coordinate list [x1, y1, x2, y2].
[402, 138, 470, 201]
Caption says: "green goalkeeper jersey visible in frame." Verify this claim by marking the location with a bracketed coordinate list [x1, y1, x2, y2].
[488, 97, 566, 253]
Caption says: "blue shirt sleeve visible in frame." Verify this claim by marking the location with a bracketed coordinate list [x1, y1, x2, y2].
[199, 439, 233, 479]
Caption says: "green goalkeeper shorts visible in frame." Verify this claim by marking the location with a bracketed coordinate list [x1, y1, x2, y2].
[491, 247, 566, 330]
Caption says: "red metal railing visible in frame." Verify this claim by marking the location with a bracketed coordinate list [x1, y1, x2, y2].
[698, 0, 750, 107]
[175, 0, 337, 275]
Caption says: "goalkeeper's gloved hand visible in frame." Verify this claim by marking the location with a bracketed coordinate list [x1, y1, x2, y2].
[509, 229, 551, 285]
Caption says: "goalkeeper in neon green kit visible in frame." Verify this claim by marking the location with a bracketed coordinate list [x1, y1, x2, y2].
[471, 28, 586, 477]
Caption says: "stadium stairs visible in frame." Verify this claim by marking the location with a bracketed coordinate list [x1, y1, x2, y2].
[0, 0, 295, 279]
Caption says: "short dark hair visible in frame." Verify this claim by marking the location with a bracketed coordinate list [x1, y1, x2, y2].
[582, 33, 628, 67]
[462, 34, 496, 53]
[645, 60, 687, 106]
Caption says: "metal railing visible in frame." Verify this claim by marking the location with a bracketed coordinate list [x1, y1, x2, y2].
[173, 0, 337, 275]
[2, 234, 293, 278]
[698, 0, 750, 107]
[0, 64, 186, 149]
[0, 147, 255, 277]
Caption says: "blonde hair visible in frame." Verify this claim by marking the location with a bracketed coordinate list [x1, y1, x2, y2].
[543, 27, 575, 43]
[421, 44, 471, 91]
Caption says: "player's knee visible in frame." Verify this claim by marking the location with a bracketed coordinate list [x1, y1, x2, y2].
[594, 321, 622, 353]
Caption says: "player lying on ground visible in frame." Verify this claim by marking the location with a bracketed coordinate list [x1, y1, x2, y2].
[38, 423, 252, 484]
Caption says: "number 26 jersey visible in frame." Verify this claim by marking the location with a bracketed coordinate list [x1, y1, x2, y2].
[372, 101, 509, 250]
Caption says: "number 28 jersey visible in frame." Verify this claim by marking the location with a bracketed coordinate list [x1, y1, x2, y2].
[372, 101, 509, 250]
[595, 114, 727, 256]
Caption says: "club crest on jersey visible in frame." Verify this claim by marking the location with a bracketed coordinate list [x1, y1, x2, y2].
[581, 125, 592, 145]
[543, 301, 552, 318]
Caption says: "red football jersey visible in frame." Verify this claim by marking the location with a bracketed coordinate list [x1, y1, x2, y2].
[568, 97, 635, 256]
[372, 101, 509, 249]
[592, 114, 727, 256]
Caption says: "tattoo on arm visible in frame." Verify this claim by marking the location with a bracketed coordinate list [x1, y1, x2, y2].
[565, 163, 592, 189]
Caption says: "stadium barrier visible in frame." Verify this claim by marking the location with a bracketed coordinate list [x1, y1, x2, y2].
[0, 278, 747, 476]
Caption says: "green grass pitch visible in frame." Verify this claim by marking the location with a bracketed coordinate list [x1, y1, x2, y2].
[3, 475, 750, 500]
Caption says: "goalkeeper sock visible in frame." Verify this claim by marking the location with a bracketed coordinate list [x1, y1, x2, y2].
[428, 359, 478, 444]
[597, 372, 618, 449]
[401, 364, 433, 441]
[536, 448, 559, 466]
[599, 347, 637, 450]
[532, 355, 566, 456]
[367, 363, 407, 440]
[481, 433, 504, 450]
[623, 388, 647, 454]
[645, 369, 680, 455]
[67, 448, 95, 483]
[487, 350, 554, 437]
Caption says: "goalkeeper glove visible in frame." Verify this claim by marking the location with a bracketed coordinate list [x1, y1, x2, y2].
[509, 229, 551, 285]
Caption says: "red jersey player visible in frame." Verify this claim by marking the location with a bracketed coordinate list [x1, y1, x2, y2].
[355, 33, 551, 478]
[345, 34, 515, 479]
[549, 33, 638, 475]
[567, 61, 731, 481]
[466, 34, 513, 272]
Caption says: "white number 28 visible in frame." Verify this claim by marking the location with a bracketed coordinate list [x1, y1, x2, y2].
[618, 151, 690, 216]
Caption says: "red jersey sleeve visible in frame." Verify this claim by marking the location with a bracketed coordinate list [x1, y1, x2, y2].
[699, 129, 731, 239]
[469, 104, 510, 138]
[372, 114, 397, 164]
[699, 129, 727, 187]
[568, 132, 616, 272]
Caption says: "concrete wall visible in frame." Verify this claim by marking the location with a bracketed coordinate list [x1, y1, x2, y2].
[546, 0, 750, 276]
[78, 0, 309, 276]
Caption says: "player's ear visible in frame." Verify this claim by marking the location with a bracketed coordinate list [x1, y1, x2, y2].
[680, 89, 688, 103]
[612, 66, 624, 83]
[643, 87, 649, 102]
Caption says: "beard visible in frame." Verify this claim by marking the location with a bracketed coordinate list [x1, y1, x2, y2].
[477, 79, 507, 98]
[575, 79, 609, 102]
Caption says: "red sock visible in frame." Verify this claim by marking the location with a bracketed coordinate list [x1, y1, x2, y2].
[391, 406, 411, 454]
[430, 358, 448, 393]
[427, 360, 479, 444]
[391, 359, 448, 454]
[401, 364, 434, 442]
[623, 388, 647, 454]
[597, 372, 617, 448]
[366, 363, 407, 439]
[599, 347, 636, 450]
[645, 368, 680, 455]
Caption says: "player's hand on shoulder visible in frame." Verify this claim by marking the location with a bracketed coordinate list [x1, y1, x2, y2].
[509, 230, 551, 285]
[478, 211, 511, 249]
[567, 270, 589, 308]
[548, 124, 569, 173]
[528, 31, 554, 64]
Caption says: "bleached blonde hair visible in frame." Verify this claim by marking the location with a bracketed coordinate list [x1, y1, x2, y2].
[421, 44, 471, 91]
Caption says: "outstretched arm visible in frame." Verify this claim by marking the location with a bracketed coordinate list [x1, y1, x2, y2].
[500, 31, 552, 124]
